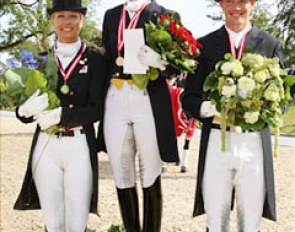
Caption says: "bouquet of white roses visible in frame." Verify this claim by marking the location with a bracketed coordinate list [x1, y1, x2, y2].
[0, 50, 60, 134]
[204, 53, 295, 157]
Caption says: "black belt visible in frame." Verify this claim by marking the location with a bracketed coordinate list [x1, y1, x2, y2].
[111, 73, 132, 80]
[55, 129, 85, 137]
[211, 124, 253, 133]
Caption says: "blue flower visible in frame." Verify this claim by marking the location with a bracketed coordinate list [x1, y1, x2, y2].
[6, 58, 22, 68]
[40, 55, 48, 65]
[19, 50, 34, 62]
[24, 58, 39, 69]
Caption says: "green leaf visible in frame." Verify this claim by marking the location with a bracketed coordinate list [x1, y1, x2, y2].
[3, 69, 25, 94]
[25, 69, 47, 97]
[131, 68, 159, 90]
[46, 53, 59, 91]
[47, 90, 61, 109]
[204, 72, 219, 92]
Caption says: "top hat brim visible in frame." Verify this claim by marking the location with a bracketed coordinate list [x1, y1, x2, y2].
[47, 7, 87, 15]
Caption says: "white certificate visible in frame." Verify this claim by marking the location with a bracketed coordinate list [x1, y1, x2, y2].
[123, 28, 148, 74]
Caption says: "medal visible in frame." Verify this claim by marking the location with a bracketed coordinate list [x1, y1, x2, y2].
[54, 42, 87, 95]
[60, 84, 70, 95]
[116, 56, 124, 67]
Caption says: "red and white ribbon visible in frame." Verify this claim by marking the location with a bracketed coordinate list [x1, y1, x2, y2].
[227, 25, 252, 60]
[54, 42, 87, 82]
[117, 1, 150, 53]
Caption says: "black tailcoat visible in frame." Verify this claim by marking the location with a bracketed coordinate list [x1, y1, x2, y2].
[14, 47, 107, 215]
[96, 1, 179, 162]
[182, 26, 284, 221]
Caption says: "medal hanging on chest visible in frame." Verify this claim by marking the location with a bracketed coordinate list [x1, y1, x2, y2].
[116, 1, 150, 67]
[60, 84, 70, 95]
[54, 42, 87, 95]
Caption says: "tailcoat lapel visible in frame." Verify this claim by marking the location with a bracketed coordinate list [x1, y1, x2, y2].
[246, 26, 264, 52]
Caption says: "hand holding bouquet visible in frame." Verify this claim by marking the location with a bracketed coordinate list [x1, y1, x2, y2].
[132, 13, 202, 90]
[0, 50, 60, 134]
[204, 53, 295, 157]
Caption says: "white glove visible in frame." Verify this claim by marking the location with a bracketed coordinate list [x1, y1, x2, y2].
[138, 45, 168, 71]
[18, 89, 49, 118]
[200, 101, 220, 118]
[35, 107, 62, 130]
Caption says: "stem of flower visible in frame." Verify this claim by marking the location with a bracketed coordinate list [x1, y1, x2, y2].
[274, 127, 279, 158]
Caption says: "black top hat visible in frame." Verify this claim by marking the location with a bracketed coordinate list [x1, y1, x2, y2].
[47, 0, 87, 15]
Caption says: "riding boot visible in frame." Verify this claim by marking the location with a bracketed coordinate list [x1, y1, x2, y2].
[117, 187, 140, 232]
[142, 176, 162, 232]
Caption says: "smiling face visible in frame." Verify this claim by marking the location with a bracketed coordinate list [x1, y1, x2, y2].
[219, 0, 256, 32]
[52, 11, 84, 43]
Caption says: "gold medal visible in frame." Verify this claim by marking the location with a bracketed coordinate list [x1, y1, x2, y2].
[116, 56, 124, 67]
[60, 84, 70, 95]
[79, 60, 85, 65]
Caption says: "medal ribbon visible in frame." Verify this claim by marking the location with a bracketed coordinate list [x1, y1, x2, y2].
[117, 1, 150, 53]
[227, 25, 252, 60]
[54, 42, 87, 82]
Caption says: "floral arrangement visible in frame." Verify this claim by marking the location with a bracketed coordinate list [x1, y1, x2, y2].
[204, 53, 295, 157]
[131, 13, 202, 90]
[0, 50, 60, 134]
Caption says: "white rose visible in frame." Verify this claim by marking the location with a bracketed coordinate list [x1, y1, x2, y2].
[221, 62, 232, 75]
[222, 85, 236, 98]
[264, 83, 281, 101]
[238, 76, 256, 98]
[268, 64, 281, 77]
[244, 111, 260, 124]
[243, 54, 264, 68]
[254, 70, 270, 83]
[230, 60, 244, 77]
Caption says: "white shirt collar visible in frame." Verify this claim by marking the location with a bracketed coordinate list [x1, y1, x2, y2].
[125, 0, 148, 18]
[55, 38, 82, 69]
[225, 24, 252, 48]
[55, 39, 81, 58]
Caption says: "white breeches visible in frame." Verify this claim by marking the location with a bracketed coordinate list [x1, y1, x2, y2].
[32, 130, 93, 232]
[203, 129, 265, 232]
[104, 83, 162, 189]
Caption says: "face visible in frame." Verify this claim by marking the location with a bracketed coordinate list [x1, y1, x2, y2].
[52, 11, 84, 43]
[219, 0, 256, 32]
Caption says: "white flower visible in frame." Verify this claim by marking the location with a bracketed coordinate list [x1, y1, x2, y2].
[268, 64, 281, 77]
[230, 60, 244, 77]
[237, 76, 256, 98]
[244, 111, 260, 124]
[221, 62, 232, 75]
[264, 83, 281, 101]
[254, 70, 270, 83]
[222, 85, 236, 98]
[242, 54, 264, 68]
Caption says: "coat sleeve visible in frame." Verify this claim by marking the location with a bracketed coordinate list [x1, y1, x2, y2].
[15, 107, 34, 124]
[181, 47, 212, 124]
[59, 52, 108, 127]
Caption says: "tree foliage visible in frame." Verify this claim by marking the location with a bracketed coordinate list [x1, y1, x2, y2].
[0, 0, 102, 55]
[274, 0, 295, 66]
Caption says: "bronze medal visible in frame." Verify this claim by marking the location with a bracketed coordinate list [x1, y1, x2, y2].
[60, 84, 70, 95]
[116, 56, 124, 67]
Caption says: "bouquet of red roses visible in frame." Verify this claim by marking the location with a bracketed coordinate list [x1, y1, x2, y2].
[146, 13, 201, 72]
[131, 13, 202, 90]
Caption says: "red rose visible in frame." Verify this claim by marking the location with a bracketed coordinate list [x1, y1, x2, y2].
[160, 15, 168, 21]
